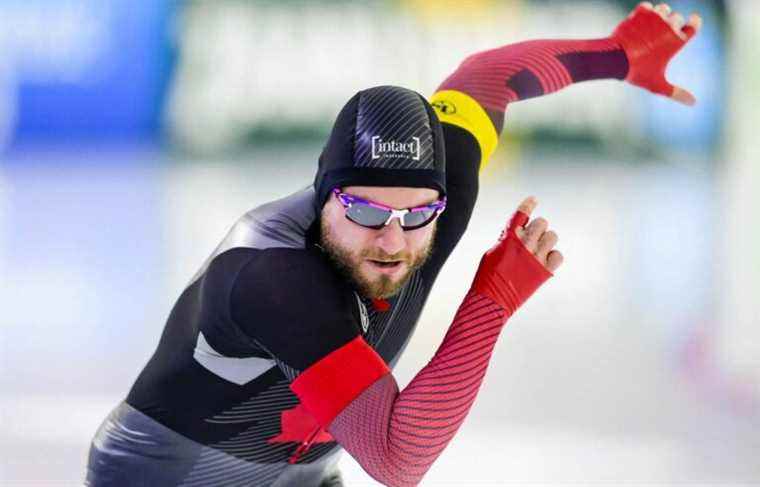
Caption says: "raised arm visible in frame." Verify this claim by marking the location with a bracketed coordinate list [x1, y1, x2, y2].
[431, 2, 702, 167]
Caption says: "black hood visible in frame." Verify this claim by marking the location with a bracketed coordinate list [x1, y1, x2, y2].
[314, 85, 446, 208]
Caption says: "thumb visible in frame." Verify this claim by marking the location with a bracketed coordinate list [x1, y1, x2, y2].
[670, 85, 697, 106]
[508, 196, 536, 236]
[681, 24, 697, 41]
[681, 13, 703, 41]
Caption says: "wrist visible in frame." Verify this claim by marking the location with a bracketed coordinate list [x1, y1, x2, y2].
[555, 37, 629, 83]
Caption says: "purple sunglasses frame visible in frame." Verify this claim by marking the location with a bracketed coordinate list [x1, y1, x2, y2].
[332, 188, 447, 230]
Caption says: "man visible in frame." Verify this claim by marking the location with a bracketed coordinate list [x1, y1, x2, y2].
[86, 3, 700, 486]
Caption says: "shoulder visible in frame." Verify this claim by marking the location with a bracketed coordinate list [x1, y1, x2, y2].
[431, 90, 495, 168]
[229, 247, 362, 370]
[231, 247, 351, 307]
[220, 186, 318, 252]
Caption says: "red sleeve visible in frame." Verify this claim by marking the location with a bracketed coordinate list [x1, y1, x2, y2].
[437, 37, 627, 134]
[436, 5, 698, 135]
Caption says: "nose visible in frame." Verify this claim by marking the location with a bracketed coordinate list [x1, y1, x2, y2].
[375, 218, 406, 256]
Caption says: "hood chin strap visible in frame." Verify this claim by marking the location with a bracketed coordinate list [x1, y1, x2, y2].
[371, 298, 391, 312]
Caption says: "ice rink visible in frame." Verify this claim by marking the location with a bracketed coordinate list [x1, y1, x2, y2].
[1, 0, 758, 485]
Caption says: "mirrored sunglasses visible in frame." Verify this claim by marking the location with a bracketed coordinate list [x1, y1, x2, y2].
[332, 188, 446, 230]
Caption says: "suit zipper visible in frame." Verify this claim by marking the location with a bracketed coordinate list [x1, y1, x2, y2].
[288, 427, 321, 464]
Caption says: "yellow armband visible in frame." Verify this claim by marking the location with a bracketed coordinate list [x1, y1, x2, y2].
[430, 90, 499, 170]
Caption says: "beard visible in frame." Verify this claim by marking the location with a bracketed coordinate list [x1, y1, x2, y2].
[320, 219, 436, 299]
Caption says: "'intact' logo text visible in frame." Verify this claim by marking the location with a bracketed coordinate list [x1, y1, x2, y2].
[371, 136, 420, 161]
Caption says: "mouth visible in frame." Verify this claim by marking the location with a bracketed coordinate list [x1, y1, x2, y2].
[366, 259, 405, 273]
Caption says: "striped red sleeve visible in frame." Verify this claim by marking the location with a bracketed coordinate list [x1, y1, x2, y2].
[437, 5, 699, 135]
[291, 211, 551, 486]
[437, 37, 628, 134]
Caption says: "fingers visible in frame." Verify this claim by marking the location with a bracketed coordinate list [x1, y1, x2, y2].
[653, 3, 671, 16]
[671, 85, 697, 106]
[546, 250, 564, 273]
[522, 219, 562, 273]
[634, 2, 654, 16]
[638, 2, 702, 41]
[535, 230, 558, 263]
[522, 217, 547, 253]
[669, 12, 685, 32]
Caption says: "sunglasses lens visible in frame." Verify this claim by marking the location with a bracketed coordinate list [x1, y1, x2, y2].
[346, 203, 389, 228]
[401, 208, 438, 229]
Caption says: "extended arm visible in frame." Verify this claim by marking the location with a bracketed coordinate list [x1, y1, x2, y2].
[292, 201, 557, 486]
[431, 2, 702, 167]
[423, 3, 702, 282]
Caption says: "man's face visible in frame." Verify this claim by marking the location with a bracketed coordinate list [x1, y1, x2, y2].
[320, 185, 440, 299]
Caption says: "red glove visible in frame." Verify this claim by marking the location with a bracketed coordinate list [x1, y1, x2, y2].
[612, 4, 699, 105]
[471, 210, 552, 316]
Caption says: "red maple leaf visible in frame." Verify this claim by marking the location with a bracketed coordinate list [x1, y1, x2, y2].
[268, 403, 334, 444]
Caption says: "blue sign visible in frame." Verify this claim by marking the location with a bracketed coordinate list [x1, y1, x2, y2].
[1, 0, 176, 147]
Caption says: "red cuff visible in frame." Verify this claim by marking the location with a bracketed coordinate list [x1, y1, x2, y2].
[290, 336, 390, 427]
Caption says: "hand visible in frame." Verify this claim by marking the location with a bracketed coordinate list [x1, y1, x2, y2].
[612, 2, 703, 106]
[512, 196, 563, 273]
[471, 197, 561, 314]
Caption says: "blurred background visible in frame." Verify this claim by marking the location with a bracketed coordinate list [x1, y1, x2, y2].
[1, 0, 757, 485]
